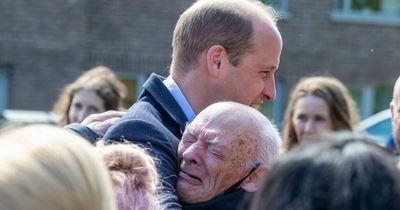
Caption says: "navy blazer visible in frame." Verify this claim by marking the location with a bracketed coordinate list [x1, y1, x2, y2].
[105, 73, 188, 210]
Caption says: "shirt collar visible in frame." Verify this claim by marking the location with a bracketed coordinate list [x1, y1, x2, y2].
[163, 76, 196, 123]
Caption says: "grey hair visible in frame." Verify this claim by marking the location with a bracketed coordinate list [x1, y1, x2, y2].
[250, 114, 282, 168]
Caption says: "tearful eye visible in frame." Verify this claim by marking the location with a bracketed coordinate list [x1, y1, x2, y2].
[182, 134, 196, 145]
[211, 151, 223, 159]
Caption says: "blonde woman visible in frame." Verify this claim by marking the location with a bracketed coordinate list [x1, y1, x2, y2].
[0, 125, 116, 210]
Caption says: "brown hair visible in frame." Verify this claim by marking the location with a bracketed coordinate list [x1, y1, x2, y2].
[282, 76, 360, 152]
[171, 0, 278, 73]
[53, 66, 127, 126]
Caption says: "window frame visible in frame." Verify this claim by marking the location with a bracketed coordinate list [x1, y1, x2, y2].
[331, 0, 400, 26]
[0, 67, 9, 113]
[262, 0, 290, 19]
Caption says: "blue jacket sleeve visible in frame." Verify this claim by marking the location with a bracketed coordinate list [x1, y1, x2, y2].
[104, 119, 182, 210]
[64, 123, 99, 144]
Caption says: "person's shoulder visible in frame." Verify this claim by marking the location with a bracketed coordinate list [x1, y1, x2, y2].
[64, 123, 99, 144]
[105, 116, 169, 140]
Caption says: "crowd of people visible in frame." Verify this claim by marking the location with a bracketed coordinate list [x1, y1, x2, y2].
[1, 0, 400, 210]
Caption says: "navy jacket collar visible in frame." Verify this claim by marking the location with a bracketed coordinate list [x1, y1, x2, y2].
[141, 73, 188, 133]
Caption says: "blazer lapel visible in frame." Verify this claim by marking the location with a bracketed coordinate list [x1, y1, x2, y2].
[142, 73, 188, 132]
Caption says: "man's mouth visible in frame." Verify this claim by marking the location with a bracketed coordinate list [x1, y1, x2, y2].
[179, 170, 202, 185]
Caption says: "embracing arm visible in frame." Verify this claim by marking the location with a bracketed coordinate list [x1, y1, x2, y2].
[64, 110, 126, 144]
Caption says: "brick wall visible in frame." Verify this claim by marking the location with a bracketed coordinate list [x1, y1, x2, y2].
[278, 0, 400, 87]
[0, 0, 193, 111]
[0, 0, 399, 112]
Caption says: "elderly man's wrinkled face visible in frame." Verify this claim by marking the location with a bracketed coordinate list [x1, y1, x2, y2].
[176, 113, 257, 203]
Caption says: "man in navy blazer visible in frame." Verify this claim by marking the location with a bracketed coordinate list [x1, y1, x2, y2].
[68, 0, 283, 209]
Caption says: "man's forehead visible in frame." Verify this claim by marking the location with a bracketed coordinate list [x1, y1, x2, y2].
[187, 120, 251, 142]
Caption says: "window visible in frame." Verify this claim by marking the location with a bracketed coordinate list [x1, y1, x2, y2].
[117, 72, 147, 109]
[349, 84, 393, 119]
[0, 67, 9, 113]
[262, 0, 290, 18]
[374, 85, 392, 113]
[332, 0, 400, 25]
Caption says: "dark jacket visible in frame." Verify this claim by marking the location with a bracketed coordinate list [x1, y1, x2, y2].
[68, 73, 252, 210]
[182, 189, 253, 210]
[105, 73, 187, 210]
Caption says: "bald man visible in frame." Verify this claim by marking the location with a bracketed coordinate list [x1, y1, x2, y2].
[177, 102, 281, 209]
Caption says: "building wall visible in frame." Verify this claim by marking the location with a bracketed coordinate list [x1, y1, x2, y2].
[279, 0, 399, 85]
[0, 0, 399, 121]
[273, 0, 400, 120]
[0, 0, 192, 111]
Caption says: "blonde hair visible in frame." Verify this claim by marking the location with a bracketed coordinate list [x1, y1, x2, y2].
[0, 125, 116, 210]
[96, 143, 161, 210]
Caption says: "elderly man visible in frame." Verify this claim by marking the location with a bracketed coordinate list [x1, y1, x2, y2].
[67, 0, 282, 209]
[177, 102, 281, 209]
[390, 76, 400, 150]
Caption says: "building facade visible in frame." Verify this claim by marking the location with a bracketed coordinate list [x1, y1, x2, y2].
[1, 0, 399, 125]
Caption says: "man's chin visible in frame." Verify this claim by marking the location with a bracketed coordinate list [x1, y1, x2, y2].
[177, 191, 200, 204]
[177, 184, 206, 204]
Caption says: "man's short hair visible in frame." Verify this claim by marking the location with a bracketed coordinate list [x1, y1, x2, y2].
[172, 0, 279, 72]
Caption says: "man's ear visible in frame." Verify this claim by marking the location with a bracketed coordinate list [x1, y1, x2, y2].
[206, 45, 227, 78]
[240, 164, 268, 193]
[391, 102, 395, 119]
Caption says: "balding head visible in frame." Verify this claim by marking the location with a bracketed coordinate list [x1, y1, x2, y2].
[176, 101, 281, 203]
[198, 101, 281, 166]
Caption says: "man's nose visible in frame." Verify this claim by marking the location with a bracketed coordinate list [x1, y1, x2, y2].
[182, 144, 201, 166]
[263, 76, 276, 101]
